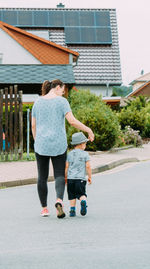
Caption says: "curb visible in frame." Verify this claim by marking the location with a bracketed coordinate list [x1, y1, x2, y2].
[0, 157, 139, 189]
[92, 157, 139, 174]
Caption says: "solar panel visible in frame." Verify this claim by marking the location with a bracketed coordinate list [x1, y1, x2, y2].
[18, 11, 32, 26]
[79, 11, 94, 26]
[95, 11, 110, 26]
[64, 11, 79, 26]
[81, 27, 96, 43]
[33, 11, 48, 26]
[3, 11, 17, 25]
[65, 27, 80, 43]
[48, 11, 64, 27]
[96, 27, 112, 43]
[0, 9, 112, 44]
[65, 26, 112, 44]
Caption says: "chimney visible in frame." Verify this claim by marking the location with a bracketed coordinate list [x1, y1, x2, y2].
[57, 3, 65, 8]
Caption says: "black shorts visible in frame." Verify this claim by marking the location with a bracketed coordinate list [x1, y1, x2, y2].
[67, 179, 87, 200]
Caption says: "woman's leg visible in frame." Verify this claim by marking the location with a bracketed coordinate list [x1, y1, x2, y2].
[51, 151, 67, 201]
[35, 153, 50, 208]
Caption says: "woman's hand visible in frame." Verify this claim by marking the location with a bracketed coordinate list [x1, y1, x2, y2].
[87, 128, 94, 142]
[66, 112, 94, 142]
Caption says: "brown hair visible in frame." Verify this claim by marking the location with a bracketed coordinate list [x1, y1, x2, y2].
[41, 79, 64, 96]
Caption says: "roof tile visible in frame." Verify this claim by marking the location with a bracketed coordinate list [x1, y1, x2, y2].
[0, 65, 75, 84]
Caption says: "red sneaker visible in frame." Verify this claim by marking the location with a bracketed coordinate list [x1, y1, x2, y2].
[41, 208, 49, 217]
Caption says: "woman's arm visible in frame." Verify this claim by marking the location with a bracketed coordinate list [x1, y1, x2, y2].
[32, 117, 36, 140]
[65, 111, 94, 142]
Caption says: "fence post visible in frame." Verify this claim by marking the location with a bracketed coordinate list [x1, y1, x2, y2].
[9, 86, 13, 161]
[5, 88, 9, 161]
[19, 90, 23, 160]
[14, 85, 18, 160]
[27, 108, 30, 159]
[0, 89, 3, 161]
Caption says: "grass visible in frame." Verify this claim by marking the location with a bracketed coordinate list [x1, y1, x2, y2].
[0, 152, 36, 162]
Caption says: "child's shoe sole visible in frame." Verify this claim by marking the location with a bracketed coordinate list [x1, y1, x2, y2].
[55, 202, 66, 218]
[80, 200, 87, 216]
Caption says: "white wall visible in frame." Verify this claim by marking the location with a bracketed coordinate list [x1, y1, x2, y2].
[76, 85, 113, 97]
[0, 29, 41, 64]
[26, 30, 49, 41]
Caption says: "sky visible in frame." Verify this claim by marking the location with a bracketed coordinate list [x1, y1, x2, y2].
[0, 0, 150, 85]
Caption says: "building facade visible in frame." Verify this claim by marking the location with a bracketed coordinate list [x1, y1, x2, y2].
[0, 7, 122, 97]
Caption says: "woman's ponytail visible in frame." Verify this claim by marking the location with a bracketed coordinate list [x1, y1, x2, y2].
[41, 79, 64, 96]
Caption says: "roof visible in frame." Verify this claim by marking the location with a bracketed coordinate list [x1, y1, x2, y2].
[127, 81, 150, 97]
[0, 64, 75, 84]
[102, 96, 121, 105]
[0, 8, 122, 85]
[47, 10, 122, 85]
[130, 72, 150, 85]
[0, 21, 79, 64]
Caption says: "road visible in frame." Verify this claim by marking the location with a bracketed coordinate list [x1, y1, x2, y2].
[0, 161, 150, 269]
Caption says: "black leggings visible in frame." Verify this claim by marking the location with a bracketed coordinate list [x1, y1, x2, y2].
[35, 151, 67, 207]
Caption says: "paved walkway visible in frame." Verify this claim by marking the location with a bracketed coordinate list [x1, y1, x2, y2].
[0, 143, 150, 187]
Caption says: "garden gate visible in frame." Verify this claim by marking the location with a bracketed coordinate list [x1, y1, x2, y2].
[0, 85, 23, 161]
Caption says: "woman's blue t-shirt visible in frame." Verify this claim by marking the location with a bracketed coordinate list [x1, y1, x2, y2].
[32, 96, 71, 156]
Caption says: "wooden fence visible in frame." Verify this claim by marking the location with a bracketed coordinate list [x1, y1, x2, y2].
[0, 85, 23, 161]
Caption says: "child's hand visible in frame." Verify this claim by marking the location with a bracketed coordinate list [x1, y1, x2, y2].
[65, 177, 67, 185]
[88, 178, 92, 184]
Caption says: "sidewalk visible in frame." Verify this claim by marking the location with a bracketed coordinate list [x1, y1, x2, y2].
[0, 143, 150, 188]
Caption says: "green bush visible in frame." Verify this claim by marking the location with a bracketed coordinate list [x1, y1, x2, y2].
[141, 103, 150, 138]
[123, 126, 143, 147]
[118, 107, 146, 135]
[67, 89, 120, 151]
[124, 96, 150, 111]
[118, 96, 150, 138]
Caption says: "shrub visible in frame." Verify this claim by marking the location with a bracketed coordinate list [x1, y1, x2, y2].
[118, 107, 146, 135]
[67, 89, 120, 151]
[124, 96, 150, 111]
[123, 126, 143, 147]
[141, 103, 150, 138]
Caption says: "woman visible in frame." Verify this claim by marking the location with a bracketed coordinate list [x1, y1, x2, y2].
[32, 79, 94, 218]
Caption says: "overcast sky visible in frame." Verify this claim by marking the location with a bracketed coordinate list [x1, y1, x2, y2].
[0, 0, 150, 85]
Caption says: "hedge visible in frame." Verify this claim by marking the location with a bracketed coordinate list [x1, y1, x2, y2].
[67, 89, 120, 151]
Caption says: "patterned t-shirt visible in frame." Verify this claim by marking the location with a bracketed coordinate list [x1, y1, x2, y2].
[67, 149, 90, 181]
[32, 96, 71, 156]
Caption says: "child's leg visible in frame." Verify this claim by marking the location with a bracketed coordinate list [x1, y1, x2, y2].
[77, 181, 87, 216]
[80, 198, 87, 216]
[70, 199, 76, 207]
[69, 199, 76, 217]
[79, 195, 86, 202]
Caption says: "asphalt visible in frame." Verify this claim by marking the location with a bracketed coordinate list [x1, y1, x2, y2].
[1, 160, 150, 269]
[0, 143, 150, 188]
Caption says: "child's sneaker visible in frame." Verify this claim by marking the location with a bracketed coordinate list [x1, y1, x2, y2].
[41, 208, 49, 217]
[69, 209, 76, 217]
[80, 200, 87, 216]
[55, 202, 66, 219]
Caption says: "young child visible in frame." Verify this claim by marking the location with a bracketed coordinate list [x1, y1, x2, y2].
[65, 132, 92, 217]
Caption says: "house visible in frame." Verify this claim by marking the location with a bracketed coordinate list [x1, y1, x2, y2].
[0, 20, 79, 99]
[128, 72, 150, 97]
[0, 6, 122, 97]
